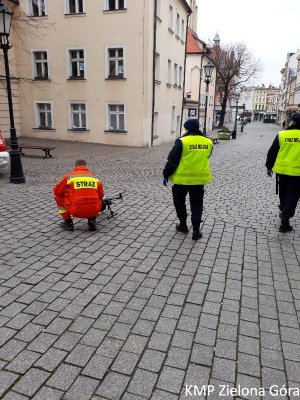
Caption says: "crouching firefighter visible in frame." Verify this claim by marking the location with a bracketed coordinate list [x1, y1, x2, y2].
[53, 159, 105, 231]
[163, 118, 213, 240]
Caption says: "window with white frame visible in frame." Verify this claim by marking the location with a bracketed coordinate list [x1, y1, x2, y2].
[104, 0, 126, 10]
[35, 102, 52, 128]
[107, 47, 124, 78]
[178, 66, 182, 88]
[66, 0, 84, 14]
[68, 49, 85, 79]
[174, 63, 178, 86]
[107, 104, 125, 131]
[168, 4, 173, 31]
[171, 106, 176, 133]
[156, 0, 162, 19]
[70, 103, 87, 129]
[155, 52, 160, 81]
[33, 51, 49, 79]
[176, 115, 180, 137]
[29, 0, 46, 16]
[167, 59, 172, 84]
[175, 12, 180, 36]
[181, 18, 185, 41]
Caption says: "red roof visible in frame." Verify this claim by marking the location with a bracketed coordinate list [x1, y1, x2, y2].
[187, 29, 204, 54]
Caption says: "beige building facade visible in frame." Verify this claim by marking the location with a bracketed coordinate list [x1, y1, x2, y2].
[252, 85, 268, 120]
[3, 0, 191, 147]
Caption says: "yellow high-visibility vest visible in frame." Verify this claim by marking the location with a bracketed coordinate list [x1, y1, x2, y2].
[273, 129, 300, 176]
[170, 135, 213, 185]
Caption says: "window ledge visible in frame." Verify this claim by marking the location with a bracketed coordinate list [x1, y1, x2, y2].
[106, 76, 126, 80]
[67, 77, 86, 81]
[68, 129, 89, 132]
[103, 9, 127, 13]
[33, 128, 55, 131]
[34, 77, 50, 81]
[155, 80, 161, 84]
[28, 15, 48, 18]
[175, 34, 181, 40]
[105, 130, 127, 134]
[156, 16, 162, 23]
[168, 27, 174, 34]
[178, 85, 182, 90]
[173, 84, 178, 88]
[64, 13, 86, 17]
[153, 135, 159, 139]
[166, 83, 172, 87]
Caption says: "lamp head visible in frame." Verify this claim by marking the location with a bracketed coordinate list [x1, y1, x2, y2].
[203, 62, 214, 84]
[0, 2, 12, 38]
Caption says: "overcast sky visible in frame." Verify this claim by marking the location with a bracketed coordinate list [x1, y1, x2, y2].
[196, 0, 300, 87]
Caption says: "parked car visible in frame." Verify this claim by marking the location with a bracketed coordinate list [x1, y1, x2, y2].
[0, 132, 9, 173]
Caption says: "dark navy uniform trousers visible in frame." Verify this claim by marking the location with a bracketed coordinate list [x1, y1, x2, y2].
[278, 174, 300, 218]
[172, 184, 204, 228]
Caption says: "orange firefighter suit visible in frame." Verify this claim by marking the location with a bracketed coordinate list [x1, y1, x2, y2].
[53, 166, 104, 220]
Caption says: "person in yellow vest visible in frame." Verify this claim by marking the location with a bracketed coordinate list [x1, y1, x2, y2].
[266, 113, 300, 232]
[163, 118, 213, 240]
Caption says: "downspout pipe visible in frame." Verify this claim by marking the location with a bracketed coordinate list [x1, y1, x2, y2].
[150, 0, 158, 147]
[180, 12, 191, 137]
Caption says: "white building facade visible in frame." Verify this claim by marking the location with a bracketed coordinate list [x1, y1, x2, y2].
[184, 29, 216, 132]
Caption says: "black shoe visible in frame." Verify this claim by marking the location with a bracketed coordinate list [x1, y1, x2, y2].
[279, 218, 293, 233]
[60, 219, 74, 231]
[88, 218, 97, 231]
[192, 229, 202, 240]
[176, 223, 189, 233]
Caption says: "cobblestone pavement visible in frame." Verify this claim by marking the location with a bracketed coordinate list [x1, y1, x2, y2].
[0, 122, 299, 400]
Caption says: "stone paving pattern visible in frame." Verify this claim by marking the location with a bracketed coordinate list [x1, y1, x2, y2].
[0, 122, 299, 399]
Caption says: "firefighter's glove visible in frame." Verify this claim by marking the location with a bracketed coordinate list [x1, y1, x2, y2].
[267, 169, 273, 177]
[163, 177, 169, 186]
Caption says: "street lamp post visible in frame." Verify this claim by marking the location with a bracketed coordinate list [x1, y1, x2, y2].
[0, 1, 25, 183]
[202, 62, 214, 136]
[233, 92, 240, 132]
[241, 103, 245, 132]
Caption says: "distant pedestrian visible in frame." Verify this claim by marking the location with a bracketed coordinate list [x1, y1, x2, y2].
[266, 113, 300, 232]
[53, 160, 104, 231]
[162, 119, 213, 240]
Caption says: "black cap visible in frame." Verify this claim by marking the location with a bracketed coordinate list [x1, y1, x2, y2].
[183, 118, 200, 133]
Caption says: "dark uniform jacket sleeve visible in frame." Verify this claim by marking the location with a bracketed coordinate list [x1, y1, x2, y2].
[266, 135, 279, 170]
[163, 138, 183, 178]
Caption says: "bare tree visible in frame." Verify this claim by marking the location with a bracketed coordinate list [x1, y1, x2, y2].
[211, 42, 262, 127]
[0, 2, 54, 89]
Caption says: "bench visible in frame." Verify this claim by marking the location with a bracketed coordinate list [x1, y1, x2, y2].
[19, 144, 56, 158]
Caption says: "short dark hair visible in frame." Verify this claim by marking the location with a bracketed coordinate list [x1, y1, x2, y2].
[75, 159, 87, 167]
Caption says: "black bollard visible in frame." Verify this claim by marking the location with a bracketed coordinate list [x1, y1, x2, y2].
[231, 129, 237, 139]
